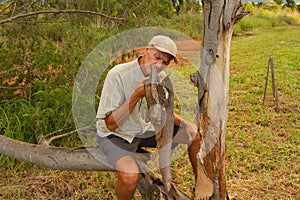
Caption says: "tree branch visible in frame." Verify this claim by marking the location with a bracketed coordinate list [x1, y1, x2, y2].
[0, 9, 127, 25]
[0, 134, 110, 171]
[0, 134, 190, 199]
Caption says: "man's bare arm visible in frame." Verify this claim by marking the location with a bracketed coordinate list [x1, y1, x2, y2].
[105, 91, 141, 131]
[174, 113, 187, 127]
[105, 77, 149, 132]
[173, 113, 198, 144]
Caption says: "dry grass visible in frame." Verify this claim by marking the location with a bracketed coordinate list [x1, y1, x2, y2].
[1, 164, 118, 199]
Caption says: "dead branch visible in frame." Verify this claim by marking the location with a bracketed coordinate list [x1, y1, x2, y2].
[37, 129, 76, 146]
[37, 126, 93, 146]
[0, 9, 127, 25]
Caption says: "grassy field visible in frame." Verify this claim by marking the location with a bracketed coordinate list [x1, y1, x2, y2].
[226, 26, 300, 199]
[1, 26, 299, 199]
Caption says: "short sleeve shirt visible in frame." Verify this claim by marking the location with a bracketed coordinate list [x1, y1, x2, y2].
[96, 57, 166, 143]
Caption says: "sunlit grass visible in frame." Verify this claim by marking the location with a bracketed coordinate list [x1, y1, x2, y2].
[226, 26, 300, 199]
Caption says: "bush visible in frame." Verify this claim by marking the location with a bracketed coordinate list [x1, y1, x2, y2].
[235, 2, 300, 35]
[0, 86, 74, 143]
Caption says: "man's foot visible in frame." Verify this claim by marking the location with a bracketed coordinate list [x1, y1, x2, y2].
[193, 164, 213, 200]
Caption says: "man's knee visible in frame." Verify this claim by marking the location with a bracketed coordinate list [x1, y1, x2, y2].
[118, 171, 139, 191]
[116, 156, 139, 191]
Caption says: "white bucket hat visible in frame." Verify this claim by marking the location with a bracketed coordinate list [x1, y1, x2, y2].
[148, 35, 178, 63]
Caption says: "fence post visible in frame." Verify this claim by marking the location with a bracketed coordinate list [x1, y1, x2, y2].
[263, 55, 279, 112]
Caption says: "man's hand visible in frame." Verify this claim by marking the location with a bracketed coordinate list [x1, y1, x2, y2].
[183, 122, 198, 144]
[133, 77, 150, 98]
[173, 118, 198, 145]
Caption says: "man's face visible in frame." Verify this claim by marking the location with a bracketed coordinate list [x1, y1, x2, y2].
[142, 47, 173, 76]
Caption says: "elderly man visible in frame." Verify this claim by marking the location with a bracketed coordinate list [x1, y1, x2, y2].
[96, 35, 200, 200]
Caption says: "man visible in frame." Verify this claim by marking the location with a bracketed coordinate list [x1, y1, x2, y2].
[96, 35, 200, 200]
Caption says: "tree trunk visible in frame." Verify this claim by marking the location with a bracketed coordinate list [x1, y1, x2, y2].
[0, 134, 112, 171]
[190, 0, 248, 199]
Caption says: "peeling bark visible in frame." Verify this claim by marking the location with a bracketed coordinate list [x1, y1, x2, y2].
[191, 0, 248, 199]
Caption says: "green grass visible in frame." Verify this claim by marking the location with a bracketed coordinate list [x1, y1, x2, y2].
[1, 24, 299, 200]
[226, 26, 300, 199]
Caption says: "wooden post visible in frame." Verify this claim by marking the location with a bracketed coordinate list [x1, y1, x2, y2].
[263, 55, 279, 112]
[263, 56, 271, 104]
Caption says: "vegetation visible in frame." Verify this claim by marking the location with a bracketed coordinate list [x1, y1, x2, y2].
[0, 0, 299, 199]
[227, 25, 300, 199]
[234, 1, 300, 35]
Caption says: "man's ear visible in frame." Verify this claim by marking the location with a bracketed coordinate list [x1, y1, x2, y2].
[144, 47, 150, 54]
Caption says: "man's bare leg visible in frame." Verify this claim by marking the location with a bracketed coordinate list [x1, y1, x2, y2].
[173, 127, 200, 179]
[115, 156, 139, 200]
[188, 132, 200, 178]
[188, 133, 213, 200]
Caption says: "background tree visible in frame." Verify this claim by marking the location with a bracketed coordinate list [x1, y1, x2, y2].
[274, 0, 284, 5]
[285, 0, 297, 9]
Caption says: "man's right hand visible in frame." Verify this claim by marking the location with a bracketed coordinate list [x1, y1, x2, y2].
[134, 77, 150, 98]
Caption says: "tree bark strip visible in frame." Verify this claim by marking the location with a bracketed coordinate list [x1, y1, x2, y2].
[144, 65, 178, 197]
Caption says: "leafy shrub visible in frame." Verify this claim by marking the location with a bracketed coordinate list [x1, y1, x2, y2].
[235, 2, 300, 35]
[0, 86, 74, 143]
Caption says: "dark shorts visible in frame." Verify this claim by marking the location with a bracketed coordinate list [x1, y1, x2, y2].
[96, 126, 180, 168]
